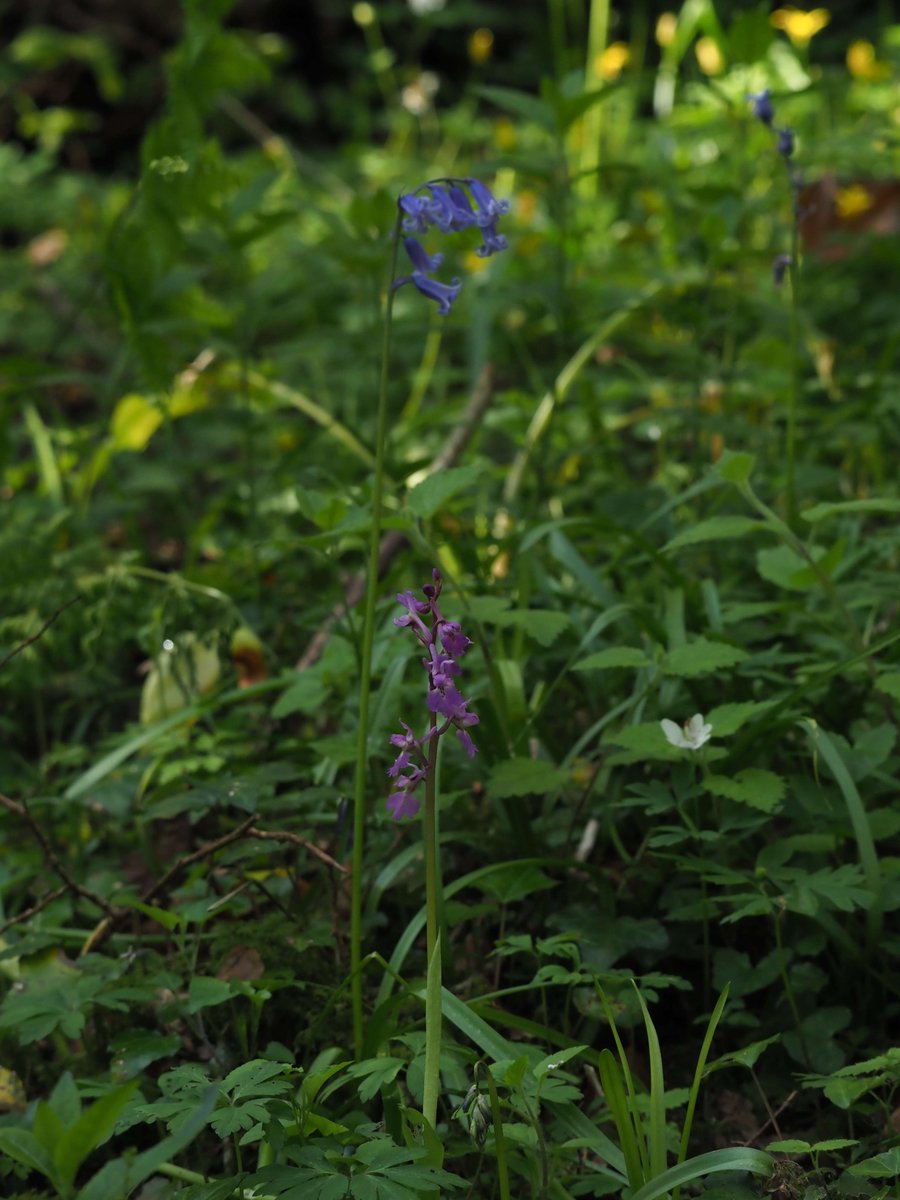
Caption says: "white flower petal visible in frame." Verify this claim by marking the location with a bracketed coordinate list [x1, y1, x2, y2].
[661, 718, 689, 748]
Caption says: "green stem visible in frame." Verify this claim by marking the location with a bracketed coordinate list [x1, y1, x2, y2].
[350, 217, 402, 1058]
[785, 198, 801, 527]
[422, 714, 442, 1129]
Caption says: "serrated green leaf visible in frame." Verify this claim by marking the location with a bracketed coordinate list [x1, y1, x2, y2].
[406, 464, 482, 520]
[496, 609, 571, 647]
[704, 701, 773, 735]
[488, 758, 567, 798]
[665, 517, 766, 551]
[704, 770, 785, 812]
[574, 646, 650, 670]
[664, 639, 747, 677]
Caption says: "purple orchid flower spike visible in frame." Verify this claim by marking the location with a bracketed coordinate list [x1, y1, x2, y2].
[386, 569, 480, 820]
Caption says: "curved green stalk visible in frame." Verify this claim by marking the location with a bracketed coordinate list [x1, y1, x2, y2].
[350, 218, 402, 1058]
[422, 713, 442, 1129]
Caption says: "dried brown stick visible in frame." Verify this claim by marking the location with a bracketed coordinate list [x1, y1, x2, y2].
[78, 816, 346, 955]
[296, 363, 495, 671]
[0, 595, 83, 671]
[0, 886, 68, 934]
[0, 792, 116, 916]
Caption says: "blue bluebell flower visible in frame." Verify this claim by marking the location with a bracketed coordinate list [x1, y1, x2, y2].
[748, 88, 775, 127]
[393, 175, 510, 316]
[776, 127, 795, 159]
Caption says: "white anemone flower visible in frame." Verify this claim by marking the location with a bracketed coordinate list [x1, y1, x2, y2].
[661, 713, 712, 751]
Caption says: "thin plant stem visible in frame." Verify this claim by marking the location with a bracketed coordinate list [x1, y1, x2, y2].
[350, 217, 402, 1058]
[422, 709, 442, 1129]
[785, 195, 801, 526]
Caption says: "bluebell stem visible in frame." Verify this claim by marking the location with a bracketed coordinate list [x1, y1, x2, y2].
[387, 569, 479, 819]
[394, 176, 510, 315]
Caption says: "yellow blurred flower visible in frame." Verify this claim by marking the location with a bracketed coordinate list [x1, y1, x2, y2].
[352, 2, 375, 27]
[516, 189, 537, 223]
[770, 7, 830, 47]
[463, 250, 490, 274]
[596, 41, 630, 81]
[694, 36, 725, 75]
[656, 12, 677, 47]
[835, 184, 874, 219]
[468, 27, 493, 65]
[494, 116, 516, 151]
[846, 39, 889, 80]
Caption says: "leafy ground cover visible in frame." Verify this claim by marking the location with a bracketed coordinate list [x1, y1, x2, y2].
[2, 1, 900, 1197]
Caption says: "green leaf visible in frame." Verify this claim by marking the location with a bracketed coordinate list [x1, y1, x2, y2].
[704, 770, 786, 813]
[186, 976, 240, 1013]
[110, 1032, 183, 1081]
[766, 1139, 811, 1153]
[532, 1046, 587, 1081]
[628, 1148, 774, 1200]
[406, 464, 482, 520]
[756, 542, 843, 591]
[55, 1081, 139, 1192]
[801, 498, 900, 523]
[875, 672, 900, 701]
[574, 646, 650, 670]
[665, 517, 767, 551]
[0, 1128, 57, 1181]
[488, 758, 567, 799]
[704, 701, 773, 735]
[849, 1148, 900, 1178]
[495, 609, 571, 647]
[664, 639, 747, 676]
[716, 451, 755, 485]
[478, 864, 557, 904]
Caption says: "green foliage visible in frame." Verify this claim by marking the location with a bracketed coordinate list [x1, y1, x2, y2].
[3, 0, 900, 1194]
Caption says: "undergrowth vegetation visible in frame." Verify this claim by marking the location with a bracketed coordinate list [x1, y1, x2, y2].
[2, 1, 900, 1197]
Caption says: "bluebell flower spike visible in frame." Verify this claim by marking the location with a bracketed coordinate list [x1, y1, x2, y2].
[393, 175, 510, 315]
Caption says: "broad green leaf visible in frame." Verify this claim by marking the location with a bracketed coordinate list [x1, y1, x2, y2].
[574, 646, 650, 671]
[766, 1139, 810, 1153]
[664, 639, 747, 676]
[756, 542, 843, 591]
[664, 516, 767, 551]
[488, 758, 567, 798]
[186, 976, 239, 1013]
[875, 672, 900, 701]
[495, 609, 571, 647]
[478, 864, 557, 904]
[55, 1081, 139, 1192]
[705, 700, 773, 735]
[704, 770, 785, 813]
[0, 1129, 56, 1180]
[849, 1148, 900, 1178]
[406, 463, 482, 520]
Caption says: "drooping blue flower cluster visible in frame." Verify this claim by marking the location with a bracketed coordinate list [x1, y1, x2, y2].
[747, 88, 795, 162]
[393, 177, 510, 315]
[387, 569, 479, 820]
[747, 89, 800, 285]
